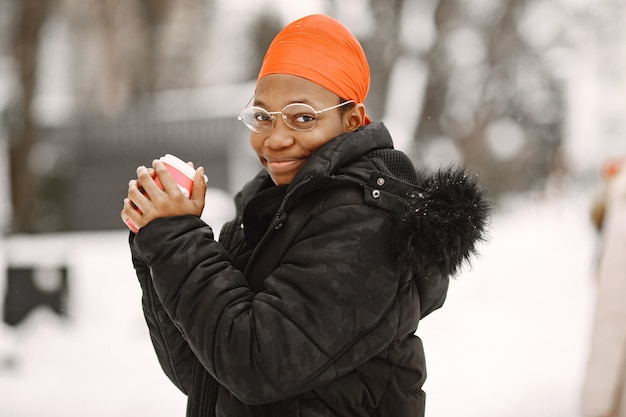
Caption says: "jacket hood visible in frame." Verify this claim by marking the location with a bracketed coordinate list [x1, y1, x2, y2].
[301, 122, 491, 279]
[359, 145, 491, 317]
[240, 122, 490, 287]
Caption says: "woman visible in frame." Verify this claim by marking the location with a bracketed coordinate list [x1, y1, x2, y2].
[122, 14, 489, 417]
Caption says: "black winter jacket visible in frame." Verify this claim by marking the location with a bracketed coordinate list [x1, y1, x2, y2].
[129, 122, 489, 417]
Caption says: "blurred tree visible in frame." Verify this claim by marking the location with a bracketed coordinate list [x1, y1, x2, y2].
[6, 0, 213, 232]
[362, 0, 406, 121]
[412, 0, 565, 197]
[65, 0, 210, 116]
[136, 0, 172, 92]
[4, 0, 584, 232]
[8, 0, 54, 233]
[245, 13, 283, 81]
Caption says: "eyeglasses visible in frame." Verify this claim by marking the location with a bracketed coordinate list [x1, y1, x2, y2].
[238, 99, 355, 134]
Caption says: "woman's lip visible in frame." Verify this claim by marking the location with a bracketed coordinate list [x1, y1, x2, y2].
[265, 157, 305, 171]
[266, 156, 301, 162]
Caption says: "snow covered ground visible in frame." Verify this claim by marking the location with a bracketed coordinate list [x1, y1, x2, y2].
[420, 189, 597, 417]
[0, 186, 598, 416]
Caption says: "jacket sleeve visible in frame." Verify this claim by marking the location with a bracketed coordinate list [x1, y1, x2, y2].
[133, 209, 402, 405]
[129, 231, 196, 394]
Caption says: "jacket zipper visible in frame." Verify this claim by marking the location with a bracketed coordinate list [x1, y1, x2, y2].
[243, 173, 315, 276]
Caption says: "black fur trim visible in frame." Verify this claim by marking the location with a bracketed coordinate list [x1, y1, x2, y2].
[397, 166, 491, 278]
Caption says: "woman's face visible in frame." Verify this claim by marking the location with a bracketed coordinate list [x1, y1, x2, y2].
[250, 74, 362, 185]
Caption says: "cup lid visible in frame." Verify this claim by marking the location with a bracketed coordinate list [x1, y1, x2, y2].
[160, 154, 208, 183]
[160, 154, 197, 178]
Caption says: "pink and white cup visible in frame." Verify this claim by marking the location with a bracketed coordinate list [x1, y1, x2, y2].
[125, 153, 207, 233]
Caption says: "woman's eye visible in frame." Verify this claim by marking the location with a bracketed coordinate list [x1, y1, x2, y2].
[294, 114, 316, 123]
[255, 113, 271, 122]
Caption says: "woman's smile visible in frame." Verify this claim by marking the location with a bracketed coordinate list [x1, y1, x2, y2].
[263, 156, 307, 178]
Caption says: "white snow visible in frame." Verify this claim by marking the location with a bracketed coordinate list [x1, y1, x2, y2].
[420, 190, 597, 417]
[0, 186, 598, 416]
[0, 231, 187, 416]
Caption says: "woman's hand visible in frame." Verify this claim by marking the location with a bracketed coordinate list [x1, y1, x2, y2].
[121, 159, 206, 231]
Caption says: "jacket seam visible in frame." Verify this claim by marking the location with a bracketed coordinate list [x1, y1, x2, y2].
[146, 274, 186, 391]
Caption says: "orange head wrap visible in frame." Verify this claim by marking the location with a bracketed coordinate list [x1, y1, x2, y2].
[257, 14, 371, 124]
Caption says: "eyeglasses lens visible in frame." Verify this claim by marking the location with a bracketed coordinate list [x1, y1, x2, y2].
[282, 104, 317, 131]
[242, 107, 272, 133]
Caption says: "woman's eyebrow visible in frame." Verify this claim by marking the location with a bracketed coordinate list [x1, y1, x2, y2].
[253, 98, 315, 108]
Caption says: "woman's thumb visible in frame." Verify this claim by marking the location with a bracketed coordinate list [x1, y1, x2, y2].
[191, 166, 207, 202]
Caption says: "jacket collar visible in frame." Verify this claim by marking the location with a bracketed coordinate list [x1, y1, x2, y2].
[287, 122, 394, 190]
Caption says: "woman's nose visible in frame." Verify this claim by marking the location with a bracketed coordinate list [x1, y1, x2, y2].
[264, 118, 295, 149]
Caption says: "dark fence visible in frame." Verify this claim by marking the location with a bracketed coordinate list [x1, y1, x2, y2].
[38, 113, 242, 231]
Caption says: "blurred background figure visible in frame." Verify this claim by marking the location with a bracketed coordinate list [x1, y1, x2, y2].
[582, 157, 626, 417]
